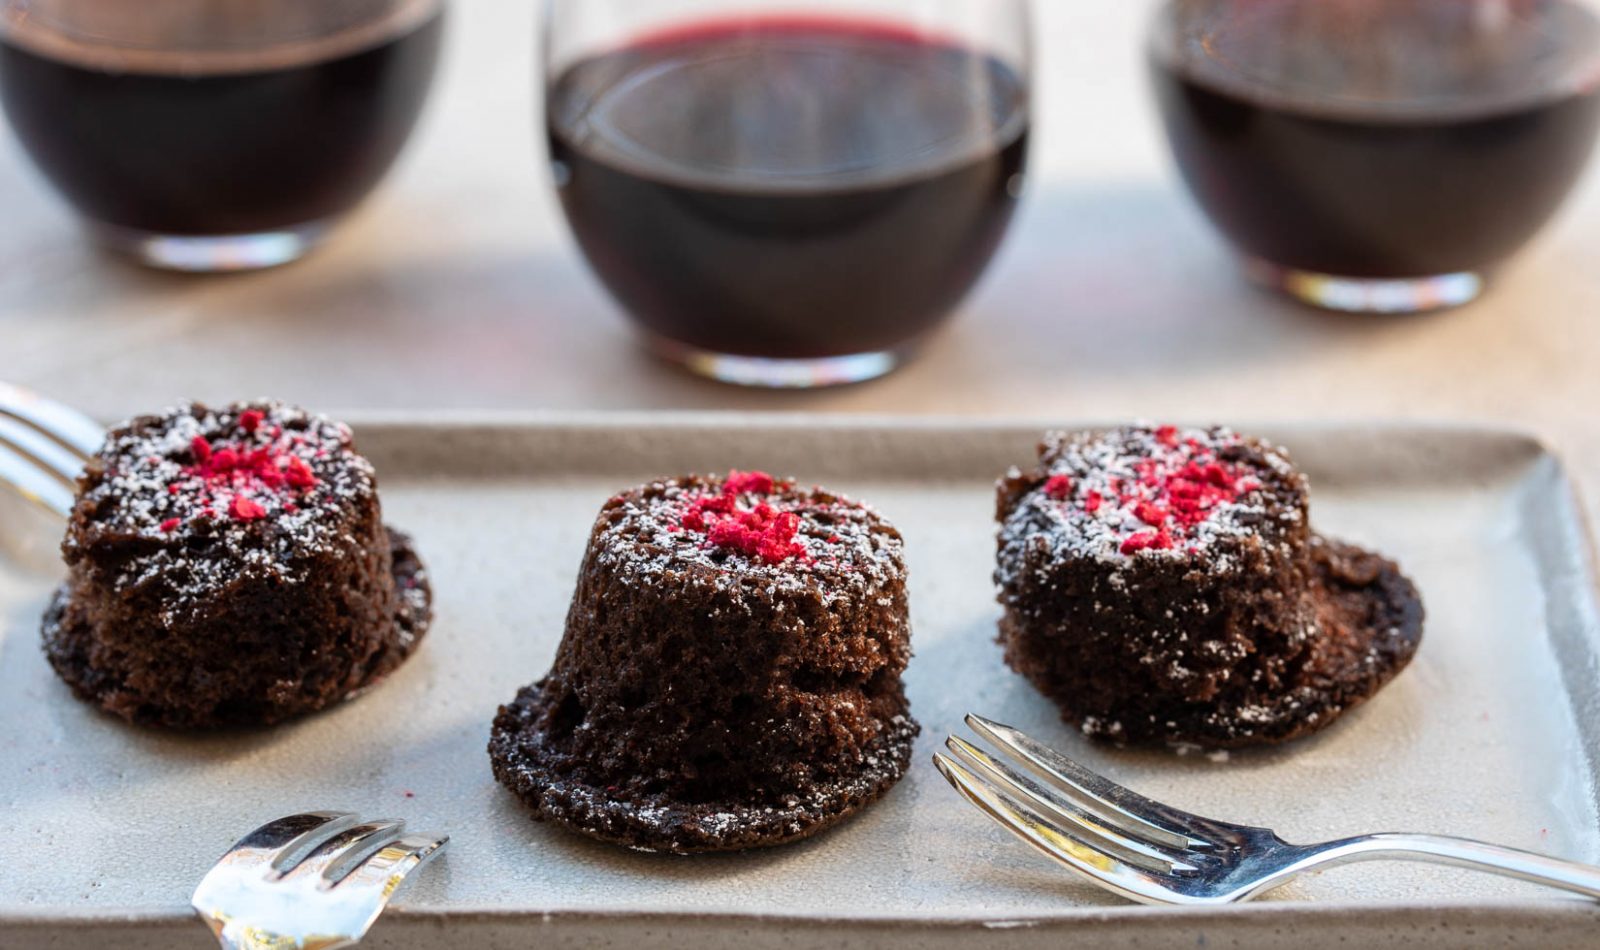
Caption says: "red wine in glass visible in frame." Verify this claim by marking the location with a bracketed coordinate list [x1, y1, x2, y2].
[0, 0, 444, 270]
[1150, 0, 1600, 312]
[546, 17, 1030, 384]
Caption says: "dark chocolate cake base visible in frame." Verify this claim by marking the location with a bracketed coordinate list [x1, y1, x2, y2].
[489, 682, 919, 854]
[42, 527, 432, 729]
[1005, 535, 1424, 750]
[364, 528, 434, 692]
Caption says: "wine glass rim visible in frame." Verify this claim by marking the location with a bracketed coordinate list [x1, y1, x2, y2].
[1, 0, 443, 71]
[541, 1, 1034, 77]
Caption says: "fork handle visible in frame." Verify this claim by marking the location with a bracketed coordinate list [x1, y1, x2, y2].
[1310, 833, 1600, 899]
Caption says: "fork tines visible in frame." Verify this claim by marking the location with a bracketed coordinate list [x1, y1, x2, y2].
[0, 382, 104, 518]
[933, 714, 1223, 901]
[192, 811, 448, 950]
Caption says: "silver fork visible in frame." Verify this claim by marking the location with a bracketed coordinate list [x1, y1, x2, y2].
[0, 381, 105, 518]
[192, 811, 449, 950]
[934, 714, 1600, 905]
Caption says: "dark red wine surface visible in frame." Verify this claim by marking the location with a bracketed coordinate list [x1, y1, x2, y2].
[548, 19, 1029, 360]
[0, 7, 443, 235]
[1151, 0, 1600, 278]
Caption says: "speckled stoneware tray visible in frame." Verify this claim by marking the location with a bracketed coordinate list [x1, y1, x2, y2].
[3, 415, 1600, 950]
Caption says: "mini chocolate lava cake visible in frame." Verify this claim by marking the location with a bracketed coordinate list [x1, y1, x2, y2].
[995, 425, 1423, 749]
[42, 401, 431, 728]
[489, 471, 918, 853]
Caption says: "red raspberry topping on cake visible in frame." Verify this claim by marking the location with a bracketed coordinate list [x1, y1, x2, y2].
[1134, 501, 1168, 527]
[164, 411, 324, 527]
[284, 456, 317, 490]
[1121, 529, 1174, 555]
[723, 470, 776, 495]
[229, 496, 267, 521]
[1043, 474, 1073, 500]
[680, 471, 811, 565]
[706, 507, 806, 564]
[1043, 426, 1266, 557]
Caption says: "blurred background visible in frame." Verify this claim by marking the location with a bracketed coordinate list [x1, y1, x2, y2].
[1, 0, 1597, 463]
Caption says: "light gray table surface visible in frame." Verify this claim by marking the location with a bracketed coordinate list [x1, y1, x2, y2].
[4, 0, 1599, 521]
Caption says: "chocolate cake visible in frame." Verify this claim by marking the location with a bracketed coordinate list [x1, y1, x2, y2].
[42, 401, 431, 728]
[489, 471, 918, 853]
[995, 425, 1423, 749]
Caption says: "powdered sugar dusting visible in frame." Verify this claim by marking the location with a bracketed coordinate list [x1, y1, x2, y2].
[999, 425, 1304, 574]
[66, 400, 380, 607]
[590, 473, 904, 604]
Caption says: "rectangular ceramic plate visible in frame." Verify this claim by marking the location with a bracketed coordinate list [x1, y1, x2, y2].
[3, 415, 1600, 950]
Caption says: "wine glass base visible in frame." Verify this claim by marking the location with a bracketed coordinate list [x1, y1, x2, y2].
[1242, 257, 1484, 314]
[649, 337, 904, 389]
[88, 220, 333, 273]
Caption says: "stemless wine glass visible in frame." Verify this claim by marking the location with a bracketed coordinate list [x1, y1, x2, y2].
[1150, 0, 1600, 313]
[543, 0, 1032, 388]
[0, 0, 446, 271]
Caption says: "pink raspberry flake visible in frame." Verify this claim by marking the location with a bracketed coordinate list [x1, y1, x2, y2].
[1134, 501, 1169, 527]
[723, 470, 776, 495]
[1043, 474, 1073, 501]
[681, 492, 735, 532]
[164, 416, 323, 527]
[1121, 530, 1174, 556]
[1073, 427, 1269, 558]
[706, 506, 807, 564]
[284, 456, 317, 490]
[208, 447, 240, 472]
[229, 496, 267, 521]
[679, 471, 811, 565]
